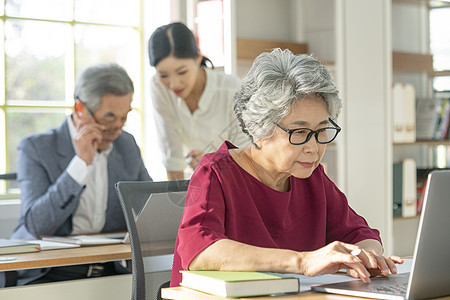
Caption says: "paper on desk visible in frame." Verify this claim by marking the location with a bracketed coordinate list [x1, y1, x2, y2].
[29, 240, 80, 251]
[41, 234, 125, 246]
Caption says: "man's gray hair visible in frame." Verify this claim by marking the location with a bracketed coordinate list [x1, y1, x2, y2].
[74, 63, 134, 112]
[234, 48, 342, 148]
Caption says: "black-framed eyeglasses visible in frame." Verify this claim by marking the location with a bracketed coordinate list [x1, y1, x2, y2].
[79, 100, 126, 133]
[275, 118, 341, 145]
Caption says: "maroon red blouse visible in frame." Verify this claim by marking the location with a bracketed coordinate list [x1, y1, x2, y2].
[170, 141, 381, 286]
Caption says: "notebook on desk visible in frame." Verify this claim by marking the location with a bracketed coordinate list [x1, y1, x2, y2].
[312, 169, 450, 300]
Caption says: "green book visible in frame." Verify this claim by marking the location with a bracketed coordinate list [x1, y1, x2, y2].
[180, 270, 300, 298]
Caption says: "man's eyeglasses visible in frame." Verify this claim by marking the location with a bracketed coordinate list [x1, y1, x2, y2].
[82, 103, 127, 133]
[275, 118, 341, 145]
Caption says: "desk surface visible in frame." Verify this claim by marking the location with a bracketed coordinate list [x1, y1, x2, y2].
[162, 286, 350, 299]
[0, 240, 175, 271]
[162, 286, 450, 300]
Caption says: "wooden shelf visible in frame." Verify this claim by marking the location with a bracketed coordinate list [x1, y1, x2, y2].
[392, 51, 434, 73]
[434, 70, 450, 77]
[236, 38, 308, 60]
[394, 140, 450, 146]
[236, 39, 432, 75]
[393, 215, 420, 220]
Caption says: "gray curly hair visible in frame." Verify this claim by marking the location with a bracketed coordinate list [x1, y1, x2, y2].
[234, 48, 342, 148]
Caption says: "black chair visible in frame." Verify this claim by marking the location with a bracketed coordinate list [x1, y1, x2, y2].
[115, 180, 189, 300]
[0, 173, 17, 180]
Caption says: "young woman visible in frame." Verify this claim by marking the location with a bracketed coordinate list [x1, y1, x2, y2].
[148, 22, 249, 180]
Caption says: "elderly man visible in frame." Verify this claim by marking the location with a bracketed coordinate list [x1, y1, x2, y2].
[7, 63, 151, 286]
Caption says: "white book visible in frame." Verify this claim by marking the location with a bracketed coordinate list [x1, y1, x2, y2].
[403, 84, 416, 142]
[402, 158, 417, 217]
[393, 83, 406, 143]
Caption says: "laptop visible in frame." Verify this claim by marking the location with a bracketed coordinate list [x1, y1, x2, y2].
[312, 169, 450, 300]
[115, 180, 189, 243]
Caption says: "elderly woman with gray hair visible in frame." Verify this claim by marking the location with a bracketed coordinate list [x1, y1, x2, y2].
[170, 49, 402, 287]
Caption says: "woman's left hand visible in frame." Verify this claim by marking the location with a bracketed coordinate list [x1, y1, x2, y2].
[185, 150, 204, 170]
[346, 247, 404, 278]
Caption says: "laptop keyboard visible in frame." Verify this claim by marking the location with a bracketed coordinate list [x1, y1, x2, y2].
[372, 282, 407, 295]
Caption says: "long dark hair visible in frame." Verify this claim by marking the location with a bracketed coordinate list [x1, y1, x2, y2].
[148, 22, 213, 68]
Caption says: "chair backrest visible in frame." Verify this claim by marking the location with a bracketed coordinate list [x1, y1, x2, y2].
[0, 172, 18, 197]
[0, 173, 17, 180]
[115, 180, 189, 300]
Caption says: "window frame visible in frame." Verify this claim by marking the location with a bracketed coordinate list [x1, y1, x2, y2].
[0, 0, 148, 199]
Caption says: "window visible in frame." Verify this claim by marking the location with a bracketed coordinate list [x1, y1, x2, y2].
[0, 0, 169, 198]
[430, 5, 450, 93]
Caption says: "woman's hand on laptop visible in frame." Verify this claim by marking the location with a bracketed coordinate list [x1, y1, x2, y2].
[346, 240, 404, 280]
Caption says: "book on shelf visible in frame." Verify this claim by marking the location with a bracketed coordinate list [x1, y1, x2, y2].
[41, 233, 126, 246]
[416, 97, 450, 141]
[393, 159, 417, 218]
[393, 83, 416, 143]
[0, 239, 41, 255]
[179, 270, 300, 298]
[416, 98, 441, 140]
[416, 168, 450, 215]
[434, 98, 450, 140]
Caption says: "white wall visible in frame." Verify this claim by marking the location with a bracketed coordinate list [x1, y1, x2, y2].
[236, 0, 298, 41]
[335, 0, 393, 254]
[303, 0, 335, 63]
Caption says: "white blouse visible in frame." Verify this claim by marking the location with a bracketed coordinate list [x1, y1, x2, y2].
[150, 68, 249, 172]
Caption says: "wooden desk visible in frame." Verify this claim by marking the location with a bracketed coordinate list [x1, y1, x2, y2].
[0, 244, 131, 271]
[162, 286, 352, 299]
[162, 286, 450, 300]
[0, 240, 175, 271]
[0, 240, 176, 300]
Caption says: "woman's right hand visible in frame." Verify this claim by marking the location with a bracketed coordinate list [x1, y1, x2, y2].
[185, 149, 204, 170]
[297, 241, 372, 283]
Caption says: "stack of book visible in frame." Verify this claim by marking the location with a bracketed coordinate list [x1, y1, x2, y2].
[179, 270, 300, 298]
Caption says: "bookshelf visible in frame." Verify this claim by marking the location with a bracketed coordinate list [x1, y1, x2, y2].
[390, 0, 449, 256]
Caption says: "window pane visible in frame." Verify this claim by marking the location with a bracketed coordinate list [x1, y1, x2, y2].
[122, 109, 142, 148]
[196, 0, 225, 67]
[433, 76, 450, 92]
[5, 20, 69, 101]
[74, 0, 139, 26]
[74, 24, 141, 107]
[6, 110, 68, 176]
[430, 8, 450, 71]
[5, 0, 72, 21]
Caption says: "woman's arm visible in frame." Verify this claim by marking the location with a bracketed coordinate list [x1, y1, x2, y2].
[167, 171, 185, 181]
[190, 239, 375, 283]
